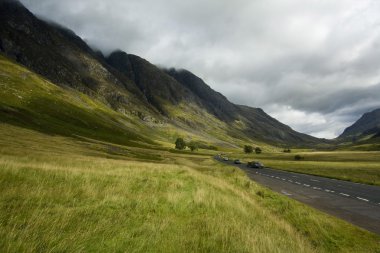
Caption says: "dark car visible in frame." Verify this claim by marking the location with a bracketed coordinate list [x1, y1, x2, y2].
[247, 161, 264, 169]
[234, 159, 242, 164]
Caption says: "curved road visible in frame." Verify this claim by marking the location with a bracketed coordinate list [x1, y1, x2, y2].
[216, 157, 380, 235]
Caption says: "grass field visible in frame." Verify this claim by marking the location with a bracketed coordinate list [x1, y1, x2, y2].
[1, 123, 380, 252]
[1, 53, 380, 252]
[230, 150, 380, 186]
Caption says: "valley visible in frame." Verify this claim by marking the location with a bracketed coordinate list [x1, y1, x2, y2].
[1, 124, 380, 252]
[1, 1, 380, 252]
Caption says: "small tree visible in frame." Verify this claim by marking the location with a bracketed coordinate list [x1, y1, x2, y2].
[244, 145, 253, 154]
[188, 141, 198, 152]
[283, 148, 291, 153]
[175, 138, 186, 150]
[255, 147, 262, 154]
[294, 155, 303, 161]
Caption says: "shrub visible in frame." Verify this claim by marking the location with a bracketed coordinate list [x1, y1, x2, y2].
[175, 138, 186, 150]
[244, 145, 253, 154]
[283, 148, 291, 153]
[255, 147, 262, 154]
[294, 155, 303, 161]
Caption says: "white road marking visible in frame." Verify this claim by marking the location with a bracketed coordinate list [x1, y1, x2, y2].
[276, 177, 280, 179]
[357, 197, 369, 202]
[330, 191, 335, 193]
[303, 184, 310, 187]
[281, 190, 292, 196]
[313, 187, 321, 190]
[310, 179, 320, 182]
[288, 180, 293, 183]
[282, 178, 286, 181]
[325, 189, 331, 192]
[339, 193, 350, 197]
[295, 182, 301, 185]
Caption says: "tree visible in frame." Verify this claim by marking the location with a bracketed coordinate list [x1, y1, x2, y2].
[175, 138, 186, 150]
[255, 147, 262, 154]
[188, 141, 198, 152]
[244, 145, 253, 153]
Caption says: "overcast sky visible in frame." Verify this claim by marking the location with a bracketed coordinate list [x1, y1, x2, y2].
[21, 0, 380, 138]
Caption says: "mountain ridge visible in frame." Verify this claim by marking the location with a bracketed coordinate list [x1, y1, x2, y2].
[339, 108, 380, 140]
[0, 0, 328, 147]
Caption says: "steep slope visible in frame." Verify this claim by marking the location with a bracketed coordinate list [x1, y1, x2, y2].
[337, 108, 380, 150]
[0, 0, 327, 148]
[0, 0, 159, 120]
[165, 68, 325, 146]
[164, 68, 238, 122]
[0, 55, 156, 148]
[339, 108, 380, 140]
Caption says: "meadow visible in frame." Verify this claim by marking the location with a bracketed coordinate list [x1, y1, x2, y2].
[1, 123, 380, 253]
[231, 150, 380, 186]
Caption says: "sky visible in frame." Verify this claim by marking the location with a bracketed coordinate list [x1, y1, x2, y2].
[21, 0, 380, 138]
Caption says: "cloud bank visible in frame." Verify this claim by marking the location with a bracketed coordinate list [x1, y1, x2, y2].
[21, 0, 380, 138]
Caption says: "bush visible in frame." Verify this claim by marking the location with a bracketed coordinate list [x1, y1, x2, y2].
[187, 141, 198, 152]
[255, 147, 262, 154]
[175, 138, 186, 150]
[294, 155, 303, 161]
[244, 145, 253, 154]
[283, 148, 291, 153]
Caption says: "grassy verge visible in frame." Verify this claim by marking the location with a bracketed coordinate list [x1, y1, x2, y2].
[1, 124, 380, 252]
[228, 151, 380, 186]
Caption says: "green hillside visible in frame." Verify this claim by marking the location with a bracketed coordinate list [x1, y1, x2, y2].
[0, 0, 329, 148]
[0, 55, 157, 148]
[0, 55, 268, 151]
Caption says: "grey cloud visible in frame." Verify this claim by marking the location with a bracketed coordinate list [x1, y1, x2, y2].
[20, 0, 380, 138]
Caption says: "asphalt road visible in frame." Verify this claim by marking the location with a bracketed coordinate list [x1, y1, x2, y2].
[216, 156, 380, 235]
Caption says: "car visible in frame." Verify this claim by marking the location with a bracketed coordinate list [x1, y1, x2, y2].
[247, 161, 264, 169]
[223, 157, 229, 161]
[234, 159, 242, 164]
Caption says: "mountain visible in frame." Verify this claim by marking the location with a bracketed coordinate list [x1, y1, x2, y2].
[0, 0, 327, 148]
[165, 68, 323, 145]
[339, 108, 380, 140]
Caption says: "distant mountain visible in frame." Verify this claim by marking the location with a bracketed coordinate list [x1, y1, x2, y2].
[0, 0, 328, 148]
[339, 108, 380, 140]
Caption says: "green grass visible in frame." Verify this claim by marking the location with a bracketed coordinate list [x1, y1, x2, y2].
[1, 124, 380, 252]
[230, 151, 380, 186]
[0, 55, 166, 149]
[1, 54, 380, 252]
